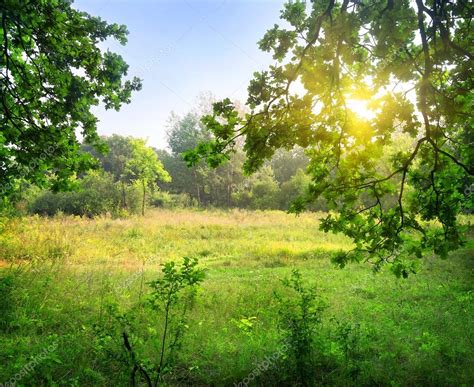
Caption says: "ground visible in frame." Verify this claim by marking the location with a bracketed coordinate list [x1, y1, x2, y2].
[0, 209, 473, 385]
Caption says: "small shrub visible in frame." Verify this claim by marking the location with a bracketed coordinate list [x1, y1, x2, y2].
[95, 257, 205, 387]
[145, 257, 205, 379]
[274, 269, 327, 386]
[328, 318, 363, 382]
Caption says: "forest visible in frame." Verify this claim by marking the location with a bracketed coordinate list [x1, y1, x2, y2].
[0, 0, 473, 386]
[16, 102, 322, 218]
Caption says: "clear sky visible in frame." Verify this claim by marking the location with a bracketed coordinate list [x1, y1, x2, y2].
[73, 0, 286, 149]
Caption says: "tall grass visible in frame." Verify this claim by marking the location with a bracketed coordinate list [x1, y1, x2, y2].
[0, 209, 472, 385]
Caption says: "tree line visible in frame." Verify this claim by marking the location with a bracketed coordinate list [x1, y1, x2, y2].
[13, 99, 326, 217]
[1, 0, 471, 272]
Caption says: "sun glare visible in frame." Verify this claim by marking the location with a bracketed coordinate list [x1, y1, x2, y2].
[346, 98, 377, 120]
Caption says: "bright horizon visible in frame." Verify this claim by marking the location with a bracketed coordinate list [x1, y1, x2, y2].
[74, 0, 286, 149]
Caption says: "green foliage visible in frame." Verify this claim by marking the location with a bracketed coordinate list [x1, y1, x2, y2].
[163, 104, 319, 210]
[29, 136, 173, 218]
[0, 0, 141, 195]
[82, 134, 134, 184]
[82, 135, 172, 214]
[248, 166, 280, 210]
[229, 165, 279, 210]
[271, 147, 309, 185]
[147, 257, 205, 312]
[28, 171, 141, 217]
[327, 319, 363, 382]
[126, 140, 171, 187]
[0, 211, 472, 385]
[150, 191, 197, 209]
[95, 257, 205, 386]
[161, 110, 239, 207]
[274, 269, 327, 385]
[125, 138, 171, 215]
[167, 113, 211, 155]
[188, 0, 474, 273]
[277, 168, 319, 210]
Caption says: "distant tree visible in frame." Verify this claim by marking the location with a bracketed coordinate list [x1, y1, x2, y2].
[250, 166, 279, 210]
[83, 135, 134, 208]
[185, 0, 474, 275]
[1, 1, 141, 196]
[163, 105, 313, 209]
[208, 151, 246, 207]
[271, 148, 309, 185]
[125, 139, 171, 215]
[167, 113, 211, 155]
[278, 168, 312, 210]
[231, 165, 279, 210]
[165, 113, 209, 205]
[159, 150, 205, 204]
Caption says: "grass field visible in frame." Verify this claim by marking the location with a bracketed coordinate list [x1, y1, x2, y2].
[0, 209, 473, 386]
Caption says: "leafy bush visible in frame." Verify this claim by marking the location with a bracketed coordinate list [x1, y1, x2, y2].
[28, 190, 64, 217]
[274, 270, 327, 385]
[28, 172, 142, 217]
[150, 191, 197, 209]
[94, 257, 205, 386]
[327, 319, 364, 383]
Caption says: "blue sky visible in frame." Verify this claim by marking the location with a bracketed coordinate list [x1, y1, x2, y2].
[74, 0, 286, 148]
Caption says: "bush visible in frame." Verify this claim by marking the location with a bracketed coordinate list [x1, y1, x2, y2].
[28, 172, 143, 217]
[28, 190, 63, 216]
[150, 191, 197, 209]
[274, 270, 327, 386]
[94, 257, 205, 386]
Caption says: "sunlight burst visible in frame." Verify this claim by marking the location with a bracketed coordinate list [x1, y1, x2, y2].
[346, 98, 377, 120]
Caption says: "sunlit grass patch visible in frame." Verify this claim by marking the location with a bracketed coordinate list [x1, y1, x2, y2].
[0, 209, 472, 385]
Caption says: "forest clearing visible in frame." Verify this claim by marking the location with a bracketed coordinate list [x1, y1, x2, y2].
[0, 210, 472, 385]
[1, 0, 473, 385]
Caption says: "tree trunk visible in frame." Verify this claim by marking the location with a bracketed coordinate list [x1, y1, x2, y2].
[227, 167, 232, 207]
[142, 180, 146, 216]
[121, 181, 127, 209]
[193, 169, 201, 205]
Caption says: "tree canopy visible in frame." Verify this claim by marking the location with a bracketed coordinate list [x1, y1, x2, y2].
[0, 0, 141, 195]
[125, 138, 171, 215]
[185, 0, 474, 275]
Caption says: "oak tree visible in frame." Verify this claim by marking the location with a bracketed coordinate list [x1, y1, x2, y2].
[1, 0, 141, 195]
[185, 0, 474, 275]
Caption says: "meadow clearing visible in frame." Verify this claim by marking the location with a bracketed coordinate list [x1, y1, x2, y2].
[3, 0, 473, 385]
[0, 209, 473, 386]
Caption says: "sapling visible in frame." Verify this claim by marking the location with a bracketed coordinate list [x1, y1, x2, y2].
[98, 257, 204, 387]
[146, 256, 204, 385]
[274, 269, 327, 386]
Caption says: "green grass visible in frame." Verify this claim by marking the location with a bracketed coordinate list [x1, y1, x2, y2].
[0, 209, 473, 386]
